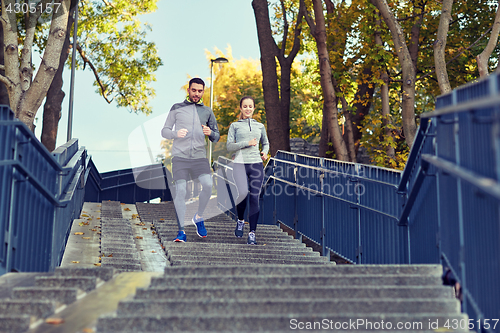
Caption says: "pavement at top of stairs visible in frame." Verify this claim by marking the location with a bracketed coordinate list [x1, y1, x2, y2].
[60, 201, 169, 272]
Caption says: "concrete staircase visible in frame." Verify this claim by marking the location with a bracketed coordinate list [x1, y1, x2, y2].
[95, 201, 468, 332]
[0, 199, 469, 332]
[96, 265, 467, 333]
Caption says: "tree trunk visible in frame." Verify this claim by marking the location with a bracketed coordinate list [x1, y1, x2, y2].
[371, 0, 417, 149]
[252, 0, 303, 156]
[409, 5, 425, 71]
[0, 23, 9, 106]
[252, 0, 282, 156]
[318, 104, 330, 157]
[41, 0, 76, 151]
[375, 13, 394, 159]
[1, 0, 71, 130]
[340, 95, 356, 162]
[310, 0, 348, 161]
[434, 0, 453, 94]
[349, 65, 375, 155]
[477, 4, 500, 77]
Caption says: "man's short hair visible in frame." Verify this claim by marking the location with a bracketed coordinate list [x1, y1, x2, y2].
[189, 77, 205, 88]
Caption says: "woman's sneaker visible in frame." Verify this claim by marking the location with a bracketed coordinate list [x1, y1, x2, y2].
[247, 231, 257, 245]
[235, 219, 245, 238]
[192, 213, 207, 238]
[173, 230, 186, 242]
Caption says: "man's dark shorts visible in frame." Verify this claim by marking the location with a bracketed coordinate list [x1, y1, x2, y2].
[172, 156, 211, 182]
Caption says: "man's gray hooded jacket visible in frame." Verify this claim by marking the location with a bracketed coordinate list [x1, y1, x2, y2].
[161, 99, 220, 159]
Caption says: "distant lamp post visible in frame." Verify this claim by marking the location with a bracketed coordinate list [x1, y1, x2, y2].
[208, 57, 228, 164]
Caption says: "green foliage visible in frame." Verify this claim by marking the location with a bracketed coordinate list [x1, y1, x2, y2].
[75, 0, 162, 115]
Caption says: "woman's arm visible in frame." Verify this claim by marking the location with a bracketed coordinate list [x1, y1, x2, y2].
[260, 125, 270, 157]
[226, 123, 249, 152]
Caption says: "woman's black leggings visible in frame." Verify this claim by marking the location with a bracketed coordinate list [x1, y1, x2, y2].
[233, 162, 264, 232]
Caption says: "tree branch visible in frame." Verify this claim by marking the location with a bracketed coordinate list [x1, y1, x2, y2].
[301, 0, 316, 37]
[477, 3, 500, 77]
[101, 0, 133, 18]
[433, 0, 453, 94]
[76, 43, 113, 104]
[280, 0, 288, 58]
[287, 0, 305, 62]
[419, 25, 493, 82]
[0, 73, 11, 87]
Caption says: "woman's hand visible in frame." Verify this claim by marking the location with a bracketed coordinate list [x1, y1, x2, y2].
[261, 151, 268, 161]
[249, 138, 258, 146]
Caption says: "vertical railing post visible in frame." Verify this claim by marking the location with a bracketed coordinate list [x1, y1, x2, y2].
[273, 158, 277, 226]
[320, 157, 327, 257]
[356, 164, 362, 264]
[293, 153, 301, 241]
[454, 113, 467, 314]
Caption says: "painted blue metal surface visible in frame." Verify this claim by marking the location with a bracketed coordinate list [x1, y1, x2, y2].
[84, 161, 172, 204]
[216, 72, 500, 331]
[0, 107, 87, 274]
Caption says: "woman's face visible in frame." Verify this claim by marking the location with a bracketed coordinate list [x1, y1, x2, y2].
[240, 98, 255, 119]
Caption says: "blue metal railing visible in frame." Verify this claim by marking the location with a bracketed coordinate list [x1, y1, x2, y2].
[215, 72, 500, 332]
[84, 161, 173, 204]
[0, 106, 88, 275]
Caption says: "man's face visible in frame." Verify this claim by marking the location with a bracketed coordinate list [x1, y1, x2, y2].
[188, 83, 204, 103]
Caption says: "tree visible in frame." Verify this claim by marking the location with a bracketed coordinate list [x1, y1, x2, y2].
[434, 0, 453, 94]
[0, 0, 161, 151]
[302, 0, 348, 161]
[1, 0, 72, 129]
[252, 0, 304, 156]
[41, 0, 162, 151]
[476, 3, 500, 77]
[370, 0, 417, 149]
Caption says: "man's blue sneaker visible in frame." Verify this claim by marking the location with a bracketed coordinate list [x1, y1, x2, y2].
[173, 230, 186, 242]
[247, 231, 257, 245]
[235, 219, 245, 238]
[192, 213, 207, 238]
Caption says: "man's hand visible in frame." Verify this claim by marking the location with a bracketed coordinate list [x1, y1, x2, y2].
[261, 151, 268, 162]
[249, 138, 258, 146]
[177, 129, 188, 138]
[202, 125, 212, 136]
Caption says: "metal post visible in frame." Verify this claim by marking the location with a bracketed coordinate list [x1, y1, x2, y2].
[208, 61, 214, 165]
[67, 0, 79, 142]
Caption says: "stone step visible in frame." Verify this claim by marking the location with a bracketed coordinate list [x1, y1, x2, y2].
[167, 253, 328, 263]
[55, 267, 115, 281]
[149, 274, 441, 288]
[161, 264, 442, 277]
[35, 276, 97, 292]
[116, 298, 460, 316]
[169, 259, 333, 266]
[164, 245, 319, 257]
[158, 234, 301, 244]
[96, 313, 470, 332]
[101, 257, 141, 266]
[12, 287, 80, 304]
[154, 220, 282, 231]
[100, 261, 142, 271]
[0, 315, 31, 333]
[99, 252, 139, 260]
[163, 241, 308, 251]
[0, 299, 55, 318]
[135, 285, 454, 301]
[155, 224, 291, 235]
[100, 243, 137, 250]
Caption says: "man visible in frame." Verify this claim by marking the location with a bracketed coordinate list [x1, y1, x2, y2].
[161, 78, 220, 242]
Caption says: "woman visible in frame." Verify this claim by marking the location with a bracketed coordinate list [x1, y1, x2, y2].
[226, 96, 269, 245]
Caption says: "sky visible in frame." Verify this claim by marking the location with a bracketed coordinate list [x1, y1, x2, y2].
[34, 1, 262, 173]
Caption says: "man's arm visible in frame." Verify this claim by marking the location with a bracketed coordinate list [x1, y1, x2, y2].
[161, 108, 178, 139]
[206, 111, 220, 143]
